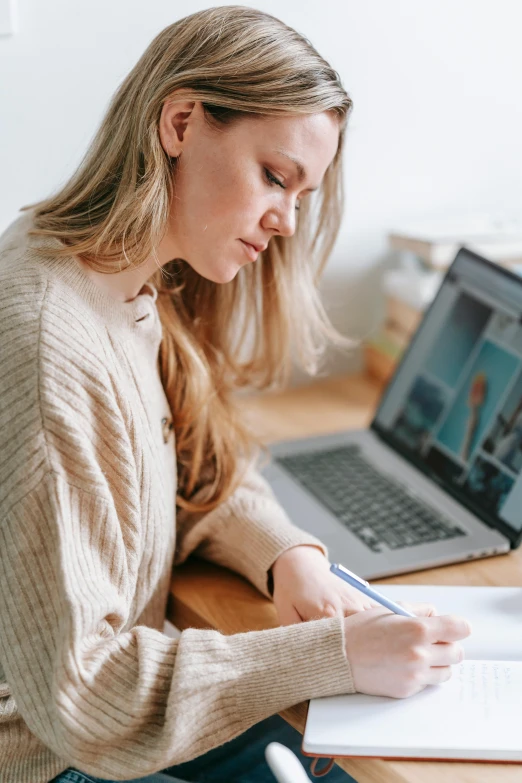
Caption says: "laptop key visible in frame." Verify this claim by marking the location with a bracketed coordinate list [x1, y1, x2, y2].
[277, 445, 467, 553]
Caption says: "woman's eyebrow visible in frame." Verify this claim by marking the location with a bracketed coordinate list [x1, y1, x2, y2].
[273, 149, 319, 192]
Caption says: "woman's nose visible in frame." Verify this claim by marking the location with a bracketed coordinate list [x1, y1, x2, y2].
[262, 204, 296, 238]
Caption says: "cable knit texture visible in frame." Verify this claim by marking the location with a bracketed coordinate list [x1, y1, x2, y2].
[0, 210, 355, 783]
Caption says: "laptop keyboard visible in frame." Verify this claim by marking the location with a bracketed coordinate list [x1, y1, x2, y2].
[276, 445, 467, 553]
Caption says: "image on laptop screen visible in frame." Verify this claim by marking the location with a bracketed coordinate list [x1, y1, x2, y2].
[373, 249, 522, 538]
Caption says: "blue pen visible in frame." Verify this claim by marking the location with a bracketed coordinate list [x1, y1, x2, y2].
[330, 563, 416, 618]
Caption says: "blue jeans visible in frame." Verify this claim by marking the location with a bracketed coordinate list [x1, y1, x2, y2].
[51, 714, 357, 782]
[50, 771, 178, 783]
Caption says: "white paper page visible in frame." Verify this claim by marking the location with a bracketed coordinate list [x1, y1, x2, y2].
[377, 585, 522, 660]
[304, 660, 522, 759]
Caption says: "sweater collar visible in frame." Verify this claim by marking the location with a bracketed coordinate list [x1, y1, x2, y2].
[23, 212, 161, 333]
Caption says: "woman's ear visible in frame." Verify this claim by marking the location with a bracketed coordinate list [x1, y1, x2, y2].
[159, 97, 199, 157]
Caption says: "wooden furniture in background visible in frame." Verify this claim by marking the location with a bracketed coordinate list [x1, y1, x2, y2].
[168, 372, 522, 783]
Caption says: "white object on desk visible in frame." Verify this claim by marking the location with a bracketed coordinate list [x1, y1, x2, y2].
[265, 742, 310, 782]
[304, 659, 522, 761]
[303, 585, 522, 762]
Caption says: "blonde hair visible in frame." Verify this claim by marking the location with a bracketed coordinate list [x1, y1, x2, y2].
[23, 6, 353, 513]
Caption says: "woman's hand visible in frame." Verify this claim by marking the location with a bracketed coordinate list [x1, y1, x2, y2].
[343, 605, 472, 698]
[271, 546, 472, 699]
[271, 545, 378, 625]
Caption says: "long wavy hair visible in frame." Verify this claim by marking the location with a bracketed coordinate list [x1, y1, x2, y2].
[23, 6, 353, 513]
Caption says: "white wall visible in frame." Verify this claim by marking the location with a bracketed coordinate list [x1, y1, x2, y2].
[1, 0, 521, 375]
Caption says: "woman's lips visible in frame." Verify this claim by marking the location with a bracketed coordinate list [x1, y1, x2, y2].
[239, 239, 259, 262]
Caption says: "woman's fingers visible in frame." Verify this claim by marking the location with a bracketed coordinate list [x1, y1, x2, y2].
[426, 665, 453, 686]
[424, 614, 472, 643]
[428, 641, 465, 667]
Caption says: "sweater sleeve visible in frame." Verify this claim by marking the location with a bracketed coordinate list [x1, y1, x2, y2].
[175, 464, 330, 597]
[0, 473, 354, 781]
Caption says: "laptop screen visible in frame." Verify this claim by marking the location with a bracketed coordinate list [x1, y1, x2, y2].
[372, 249, 522, 543]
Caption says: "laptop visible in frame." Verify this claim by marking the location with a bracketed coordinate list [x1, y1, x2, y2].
[263, 248, 522, 579]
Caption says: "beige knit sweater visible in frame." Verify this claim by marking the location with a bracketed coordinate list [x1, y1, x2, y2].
[0, 211, 354, 783]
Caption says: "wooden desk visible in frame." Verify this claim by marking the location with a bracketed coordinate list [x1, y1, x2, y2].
[168, 373, 522, 783]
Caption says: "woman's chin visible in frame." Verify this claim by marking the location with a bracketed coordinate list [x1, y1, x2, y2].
[185, 254, 245, 284]
[202, 262, 243, 284]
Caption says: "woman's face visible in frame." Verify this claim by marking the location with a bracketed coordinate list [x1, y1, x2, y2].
[160, 102, 340, 284]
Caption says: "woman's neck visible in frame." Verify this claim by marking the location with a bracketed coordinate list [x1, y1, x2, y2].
[73, 225, 180, 302]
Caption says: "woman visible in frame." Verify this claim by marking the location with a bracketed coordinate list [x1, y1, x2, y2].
[0, 7, 470, 783]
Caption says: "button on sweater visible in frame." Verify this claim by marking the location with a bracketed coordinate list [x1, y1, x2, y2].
[0, 211, 354, 783]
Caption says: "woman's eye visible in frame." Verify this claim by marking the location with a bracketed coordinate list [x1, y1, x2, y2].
[264, 168, 285, 189]
[264, 168, 300, 212]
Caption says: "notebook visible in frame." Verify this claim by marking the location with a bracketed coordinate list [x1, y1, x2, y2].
[303, 585, 522, 762]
